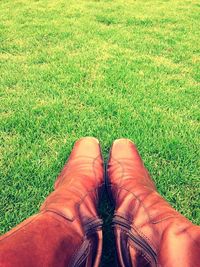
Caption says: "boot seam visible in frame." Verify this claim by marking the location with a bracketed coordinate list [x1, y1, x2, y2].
[112, 184, 154, 221]
[41, 183, 104, 222]
[77, 183, 104, 208]
[56, 154, 103, 188]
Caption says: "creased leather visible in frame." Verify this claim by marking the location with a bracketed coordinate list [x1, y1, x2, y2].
[107, 138, 200, 267]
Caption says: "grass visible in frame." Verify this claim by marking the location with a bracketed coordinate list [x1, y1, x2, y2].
[0, 0, 199, 265]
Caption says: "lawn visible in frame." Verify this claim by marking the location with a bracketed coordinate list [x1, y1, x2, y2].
[0, 0, 199, 265]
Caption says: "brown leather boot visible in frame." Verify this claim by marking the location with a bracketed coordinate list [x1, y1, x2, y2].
[107, 138, 200, 267]
[0, 137, 104, 267]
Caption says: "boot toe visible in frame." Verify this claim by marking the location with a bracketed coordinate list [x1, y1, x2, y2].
[110, 138, 137, 160]
[71, 137, 101, 159]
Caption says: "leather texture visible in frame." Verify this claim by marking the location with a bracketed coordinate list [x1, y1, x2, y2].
[107, 138, 200, 267]
[0, 137, 104, 267]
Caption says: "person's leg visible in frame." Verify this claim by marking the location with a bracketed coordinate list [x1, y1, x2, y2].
[0, 137, 104, 267]
[107, 139, 200, 267]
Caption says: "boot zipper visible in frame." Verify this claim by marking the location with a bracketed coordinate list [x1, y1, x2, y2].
[113, 216, 157, 266]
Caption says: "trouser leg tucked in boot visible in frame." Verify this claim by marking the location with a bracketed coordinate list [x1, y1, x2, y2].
[0, 137, 104, 267]
[107, 138, 200, 267]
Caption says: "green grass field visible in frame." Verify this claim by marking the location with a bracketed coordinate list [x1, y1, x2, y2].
[0, 0, 199, 265]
